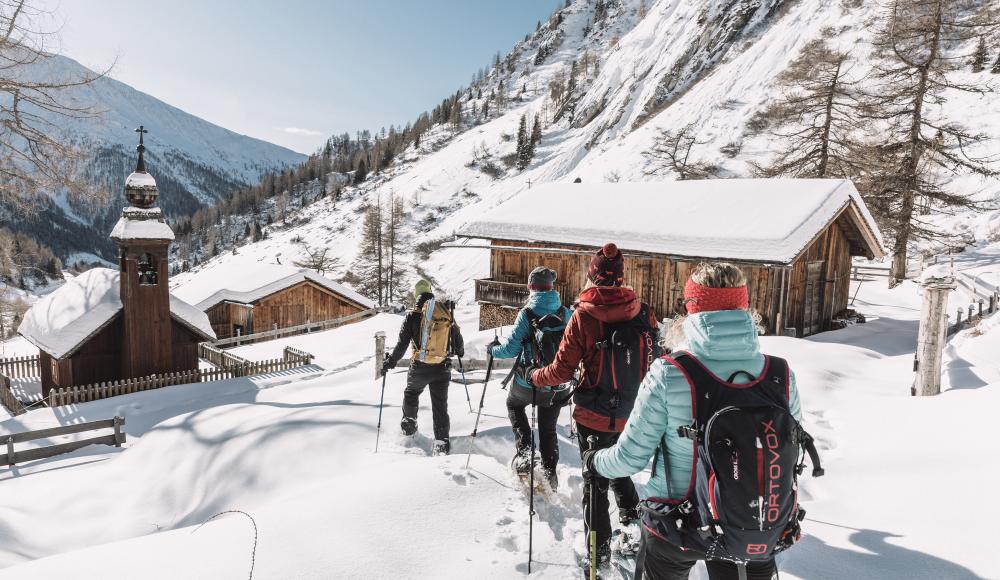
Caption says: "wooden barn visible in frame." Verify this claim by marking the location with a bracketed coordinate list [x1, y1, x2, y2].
[18, 130, 215, 395]
[175, 265, 375, 341]
[459, 179, 884, 337]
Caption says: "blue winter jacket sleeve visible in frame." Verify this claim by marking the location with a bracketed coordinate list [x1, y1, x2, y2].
[490, 309, 531, 360]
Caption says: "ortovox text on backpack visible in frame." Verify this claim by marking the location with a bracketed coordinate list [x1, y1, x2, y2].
[641, 351, 823, 564]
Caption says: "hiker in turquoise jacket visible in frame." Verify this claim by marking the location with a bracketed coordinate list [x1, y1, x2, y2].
[585, 262, 803, 580]
[489, 266, 571, 489]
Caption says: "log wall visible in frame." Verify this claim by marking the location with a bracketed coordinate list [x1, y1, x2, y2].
[483, 216, 857, 337]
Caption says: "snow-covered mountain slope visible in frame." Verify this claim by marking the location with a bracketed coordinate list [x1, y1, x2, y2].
[179, 0, 999, 305]
[5, 54, 305, 260]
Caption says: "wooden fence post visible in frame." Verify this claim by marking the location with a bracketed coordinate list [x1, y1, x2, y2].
[913, 272, 955, 396]
[6, 436, 13, 467]
[113, 416, 123, 447]
[375, 331, 386, 379]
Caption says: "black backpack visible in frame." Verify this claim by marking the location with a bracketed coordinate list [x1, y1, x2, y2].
[524, 307, 568, 367]
[643, 351, 824, 565]
[575, 304, 656, 430]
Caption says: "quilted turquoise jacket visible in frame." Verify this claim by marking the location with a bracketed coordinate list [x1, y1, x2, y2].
[489, 289, 570, 389]
[593, 309, 803, 500]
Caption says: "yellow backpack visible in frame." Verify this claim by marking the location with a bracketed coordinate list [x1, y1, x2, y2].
[413, 298, 454, 364]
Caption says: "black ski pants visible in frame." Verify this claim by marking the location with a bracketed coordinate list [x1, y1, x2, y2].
[577, 424, 641, 547]
[634, 527, 777, 580]
[402, 361, 451, 441]
[507, 392, 561, 470]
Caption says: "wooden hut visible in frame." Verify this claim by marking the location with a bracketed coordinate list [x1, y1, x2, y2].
[459, 179, 884, 337]
[17, 131, 215, 395]
[175, 265, 375, 341]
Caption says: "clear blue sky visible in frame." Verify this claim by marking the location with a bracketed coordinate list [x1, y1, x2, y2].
[43, 0, 562, 154]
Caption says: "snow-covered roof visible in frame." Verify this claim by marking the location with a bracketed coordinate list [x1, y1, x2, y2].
[124, 170, 157, 191]
[460, 179, 885, 265]
[172, 261, 375, 311]
[110, 207, 175, 241]
[17, 268, 215, 359]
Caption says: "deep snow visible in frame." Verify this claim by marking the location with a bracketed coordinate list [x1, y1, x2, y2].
[0, 274, 997, 579]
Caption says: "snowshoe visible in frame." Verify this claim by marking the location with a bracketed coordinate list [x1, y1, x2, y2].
[400, 417, 417, 436]
[511, 448, 533, 475]
[432, 439, 450, 456]
[611, 523, 641, 557]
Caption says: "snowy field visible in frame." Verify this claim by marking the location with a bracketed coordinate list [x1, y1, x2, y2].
[0, 271, 998, 579]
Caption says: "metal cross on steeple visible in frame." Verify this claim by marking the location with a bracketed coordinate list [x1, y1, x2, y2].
[135, 125, 148, 172]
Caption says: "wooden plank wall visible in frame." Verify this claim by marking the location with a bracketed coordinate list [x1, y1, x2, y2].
[252, 282, 365, 331]
[206, 302, 252, 340]
[783, 219, 854, 336]
[489, 241, 781, 331]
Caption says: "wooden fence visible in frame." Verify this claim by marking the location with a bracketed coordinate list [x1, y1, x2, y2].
[199, 343, 251, 368]
[211, 308, 378, 347]
[0, 374, 27, 416]
[47, 350, 317, 408]
[0, 355, 40, 379]
[2, 416, 125, 467]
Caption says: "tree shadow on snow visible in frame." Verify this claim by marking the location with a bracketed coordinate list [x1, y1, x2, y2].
[780, 528, 986, 580]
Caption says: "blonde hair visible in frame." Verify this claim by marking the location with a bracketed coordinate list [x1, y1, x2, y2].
[660, 262, 759, 351]
[690, 262, 747, 288]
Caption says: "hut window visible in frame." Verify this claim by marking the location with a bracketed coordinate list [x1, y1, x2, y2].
[137, 253, 158, 285]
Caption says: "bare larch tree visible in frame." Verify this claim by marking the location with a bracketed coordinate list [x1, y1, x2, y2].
[862, 0, 997, 286]
[752, 40, 865, 179]
[643, 123, 717, 180]
[0, 0, 109, 213]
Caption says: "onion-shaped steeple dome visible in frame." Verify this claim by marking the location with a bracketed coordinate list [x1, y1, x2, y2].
[123, 125, 158, 208]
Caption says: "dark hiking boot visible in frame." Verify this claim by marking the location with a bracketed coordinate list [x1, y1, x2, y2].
[433, 439, 450, 456]
[400, 417, 417, 436]
[587, 538, 611, 568]
[619, 507, 639, 526]
[542, 465, 559, 491]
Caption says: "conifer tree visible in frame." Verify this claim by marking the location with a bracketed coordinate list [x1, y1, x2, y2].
[993, 51, 1000, 74]
[530, 114, 542, 146]
[516, 114, 530, 170]
[972, 36, 987, 72]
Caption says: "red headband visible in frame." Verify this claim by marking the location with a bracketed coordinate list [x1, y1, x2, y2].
[684, 279, 749, 314]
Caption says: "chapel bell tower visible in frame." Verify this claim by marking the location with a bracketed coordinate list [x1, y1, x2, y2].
[110, 126, 175, 378]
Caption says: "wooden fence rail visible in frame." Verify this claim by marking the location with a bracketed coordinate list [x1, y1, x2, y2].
[283, 346, 314, 365]
[0, 373, 27, 416]
[211, 308, 378, 347]
[0, 355, 40, 379]
[198, 343, 252, 368]
[2, 416, 125, 467]
[47, 351, 316, 408]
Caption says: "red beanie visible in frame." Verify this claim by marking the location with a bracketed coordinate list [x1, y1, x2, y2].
[588, 243, 624, 286]
[684, 279, 749, 314]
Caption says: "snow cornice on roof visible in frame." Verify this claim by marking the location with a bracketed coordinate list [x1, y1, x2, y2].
[459, 179, 885, 265]
[194, 270, 375, 312]
[17, 268, 215, 360]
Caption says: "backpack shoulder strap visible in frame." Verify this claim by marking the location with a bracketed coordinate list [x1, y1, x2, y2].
[761, 355, 791, 403]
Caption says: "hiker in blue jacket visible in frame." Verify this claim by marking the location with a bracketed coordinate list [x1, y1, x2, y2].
[489, 266, 572, 490]
[582, 262, 803, 580]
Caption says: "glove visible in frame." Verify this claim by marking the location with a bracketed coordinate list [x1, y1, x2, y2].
[518, 365, 541, 388]
[381, 359, 395, 377]
[487, 337, 501, 356]
[581, 449, 598, 481]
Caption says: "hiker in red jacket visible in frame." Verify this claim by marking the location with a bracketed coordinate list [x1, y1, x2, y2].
[530, 243, 659, 566]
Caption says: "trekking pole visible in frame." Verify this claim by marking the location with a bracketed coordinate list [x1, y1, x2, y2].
[464, 352, 495, 470]
[528, 384, 537, 574]
[457, 356, 473, 413]
[587, 435, 598, 580]
[374, 371, 388, 453]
